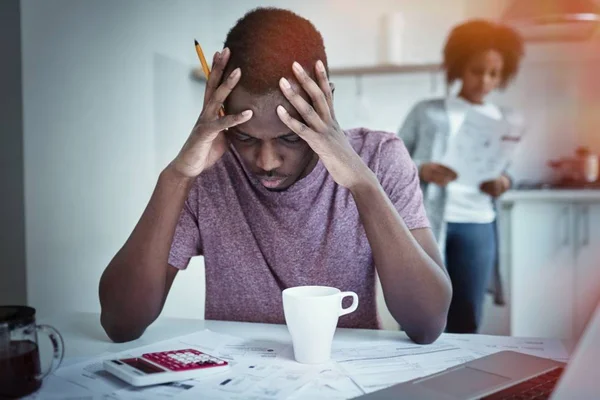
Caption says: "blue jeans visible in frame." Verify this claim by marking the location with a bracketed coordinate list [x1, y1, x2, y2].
[445, 222, 497, 333]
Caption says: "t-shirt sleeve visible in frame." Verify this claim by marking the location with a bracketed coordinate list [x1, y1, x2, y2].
[168, 195, 202, 270]
[377, 136, 430, 230]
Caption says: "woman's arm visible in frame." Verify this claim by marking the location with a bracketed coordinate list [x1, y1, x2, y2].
[397, 103, 422, 161]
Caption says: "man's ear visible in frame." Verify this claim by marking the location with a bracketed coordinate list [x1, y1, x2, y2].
[329, 82, 335, 96]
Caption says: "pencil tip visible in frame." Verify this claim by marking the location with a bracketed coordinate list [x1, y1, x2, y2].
[194, 39, 199, 45]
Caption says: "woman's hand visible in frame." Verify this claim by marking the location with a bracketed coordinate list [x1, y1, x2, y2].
[419, 163, 458, 187]
[480, 175, 511, 198]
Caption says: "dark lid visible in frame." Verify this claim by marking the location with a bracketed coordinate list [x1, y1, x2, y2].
[0, 306, 36, 328]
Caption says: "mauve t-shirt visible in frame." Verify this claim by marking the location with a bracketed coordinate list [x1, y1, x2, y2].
[168, 128, 429, 329]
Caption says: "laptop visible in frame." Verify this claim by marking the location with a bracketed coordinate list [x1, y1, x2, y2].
[357, 303, 600, 399]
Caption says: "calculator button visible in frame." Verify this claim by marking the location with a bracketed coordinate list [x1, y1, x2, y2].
[141, 349, 227, 372]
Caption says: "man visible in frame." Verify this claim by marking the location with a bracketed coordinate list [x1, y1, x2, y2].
[99, 8, 452, 345]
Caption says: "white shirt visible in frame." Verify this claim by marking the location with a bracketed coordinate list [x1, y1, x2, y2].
[444, 96, 503, 224]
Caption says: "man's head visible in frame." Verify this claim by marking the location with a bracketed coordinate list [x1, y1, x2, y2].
[443, 19, 524, 104]
[221, 8, 329, 191]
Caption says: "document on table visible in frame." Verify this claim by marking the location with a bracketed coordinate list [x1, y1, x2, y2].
[53, 329, 317, 400]
[331, 338, 482, 394]
[443, 333, 571, 362]
[288, 366, 364, 400]
[54, 330, 235, 395]
[439, 109, 522, 187]
[176, 345, 323, 400]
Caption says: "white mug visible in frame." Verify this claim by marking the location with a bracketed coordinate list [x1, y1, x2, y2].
[282, 286, 359, 364]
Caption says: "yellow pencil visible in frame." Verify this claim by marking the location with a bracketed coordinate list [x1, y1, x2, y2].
[194, 39, 225, 117]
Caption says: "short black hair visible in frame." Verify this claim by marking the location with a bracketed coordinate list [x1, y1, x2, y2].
[443, 19, 524, 88]
[223, 7, 328, 95]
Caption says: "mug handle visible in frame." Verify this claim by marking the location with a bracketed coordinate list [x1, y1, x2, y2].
[35, 324, 65, 379]
[339, 291, 359, 317]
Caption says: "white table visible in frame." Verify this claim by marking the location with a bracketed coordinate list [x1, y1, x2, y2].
[31, 313, 572, 400]
[39, 312, 409, 359]
[28, 312, 414, 399]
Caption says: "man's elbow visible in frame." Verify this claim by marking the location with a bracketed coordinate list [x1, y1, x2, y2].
[100, 312, 146, 343]
[405, 316, 447, 345]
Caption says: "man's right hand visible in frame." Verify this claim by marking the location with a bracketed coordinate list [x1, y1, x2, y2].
[171, 48, 253, 178]
[419, 163, 458, 187]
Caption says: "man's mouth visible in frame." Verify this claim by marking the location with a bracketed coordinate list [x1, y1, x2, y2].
[259, 176, 287, 189]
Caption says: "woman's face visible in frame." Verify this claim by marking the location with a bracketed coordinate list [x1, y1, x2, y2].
[460, 49, 504, 104]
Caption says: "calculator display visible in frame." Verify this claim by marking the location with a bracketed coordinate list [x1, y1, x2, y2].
[120, 357, 163, 374]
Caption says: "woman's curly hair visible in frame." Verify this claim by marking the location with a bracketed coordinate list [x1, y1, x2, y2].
[443, 19, 525, 88]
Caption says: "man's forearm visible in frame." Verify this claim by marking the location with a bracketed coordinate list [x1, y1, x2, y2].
[349, 170, 452, 344]
[99, 165, 194, 341]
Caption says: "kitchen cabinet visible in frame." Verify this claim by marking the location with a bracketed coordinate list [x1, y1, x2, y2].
[500, 191, 600, 340]
[574, 203, 600, 339]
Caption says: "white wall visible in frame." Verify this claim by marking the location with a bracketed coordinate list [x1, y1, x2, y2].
[20, 0, 596, 332]
[21, 0, 214, 317]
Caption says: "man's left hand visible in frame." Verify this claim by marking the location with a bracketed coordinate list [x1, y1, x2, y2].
[480, 175, 511, 198]
[276, 60, 372, 190]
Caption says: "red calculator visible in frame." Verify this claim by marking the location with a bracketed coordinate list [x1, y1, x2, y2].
[103, 349, 230, 386]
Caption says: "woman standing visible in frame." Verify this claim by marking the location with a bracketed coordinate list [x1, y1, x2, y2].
[398, 20, 525, 333]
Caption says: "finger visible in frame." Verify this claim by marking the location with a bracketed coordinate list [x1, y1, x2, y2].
[203, 68, 241, 118]
[276, 105, 316, 141]
[203, 47, 230, 107]
[314, 60, 335, 118]
[291, 61, 332, 123]
[431, 166, 454, 182]
[430, 164, 446, 175]
[432, 171, 448, 186]
[443, 171, 456, 185]
[438, 164, 457, 178]
[205, 110, 253, 134]
[279, 77, 328, 132]
[203, 51, 220, 105]
[440, 175, 452, 187]
[493, 183, 503, 197]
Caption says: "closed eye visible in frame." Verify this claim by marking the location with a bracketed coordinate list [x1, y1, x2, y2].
[232, 131, 255, 142]
[279, 134, 302, 144]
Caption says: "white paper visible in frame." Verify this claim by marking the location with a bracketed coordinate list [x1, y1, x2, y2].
[443, 333, 571, 362]
[22, 355, 115, 400]
[177, 330, 249, 353]
[244, 364, 318, 399]
[440, 109, 521, 187]
[54, 330, 310, 400]
[215, 340, 289, 362]
[116, 379, 214, 400]
[332, 338, 458, 362]
[24, 376, 114, 400]
[55, 330, 241, 395]
[55, 354, 132, 394]
[332, 339, 480, 394]
[288, 366, 364, 400]
[41, 328, 572, 400]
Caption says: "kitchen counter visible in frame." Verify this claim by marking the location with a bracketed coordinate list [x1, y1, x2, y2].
[497, 188, 600, 340]
[501, 189, 600, 203]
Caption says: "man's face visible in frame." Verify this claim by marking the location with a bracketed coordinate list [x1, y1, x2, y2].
[225, 85, 318, 191]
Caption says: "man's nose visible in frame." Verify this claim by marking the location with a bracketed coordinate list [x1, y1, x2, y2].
[255, 141, 283, 172]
